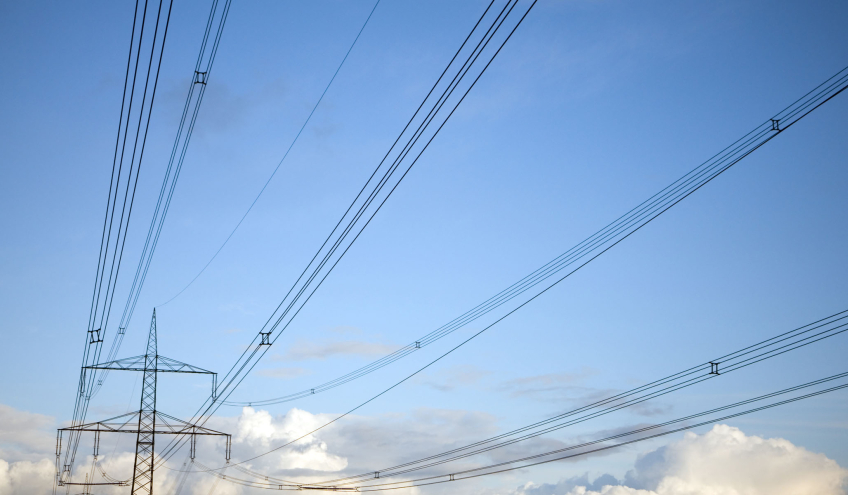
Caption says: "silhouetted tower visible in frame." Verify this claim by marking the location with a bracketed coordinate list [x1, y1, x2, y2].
[56, 310, 230, 494]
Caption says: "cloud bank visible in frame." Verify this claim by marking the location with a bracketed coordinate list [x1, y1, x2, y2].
[2, 397, 845, 495]
[514, 424, 848, 495]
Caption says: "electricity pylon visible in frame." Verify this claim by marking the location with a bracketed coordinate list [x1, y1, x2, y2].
[57, 310, 230, 494]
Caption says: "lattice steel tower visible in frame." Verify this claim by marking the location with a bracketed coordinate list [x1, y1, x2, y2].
[57, 310, 230, 494]
[132, 309, 160, 493]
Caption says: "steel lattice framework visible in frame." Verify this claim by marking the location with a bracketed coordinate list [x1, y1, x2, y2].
[131, 312, 159, 494]
[57, 310, 230, 494]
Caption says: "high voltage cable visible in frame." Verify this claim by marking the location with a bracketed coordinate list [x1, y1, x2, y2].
[154, 0, 535, 467]
[166, 0, 528, 459]
[64, 0, 232, 485]
[90, 0, 233, 400]
[120, 0, 233, 333]
[95, 458, 129, 485]
[84, 0, 141, 339]
[169, 50, 848, 472]
[63, 0, 175, 484]
[95, 0, 173, 345]
[215, 0, 517, 396]
[157, 0, 382, 308]
[171, 458, 192, 495]
[223, 63, 848, 408]
[66, 0, 232, 481]
[88, 4, 376, 481]
[233, 309, 848, 486]
[159, 12, 846, 469]
[182, 307, 848, 480]
[192, 372, 848, 491]
[353, 378, 848, 492]
[357, 378, 848, 491]
[75, 0, 146, 426]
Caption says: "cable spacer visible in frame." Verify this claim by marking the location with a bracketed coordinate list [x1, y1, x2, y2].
[88, 328, 103, 344]
[709, 362, 720, 375]
[194, 71, 208, 85]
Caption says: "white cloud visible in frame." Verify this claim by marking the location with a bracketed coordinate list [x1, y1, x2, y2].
[2, 402, 489, 494]
[629, 424, 848, 495]
[0, 403, 206, 495]
[256, 366, 310, 379]
[0, 404, 54, 461]
[6, 399, 843, 495]
[277, 339, 399, 361]
[0, 403, 58, 494]
[513, 424, 848, 495]
[571, 488, 653, 495]
[0, 458, 54, 495]
[417, 364, 492, 392]
[232, 407, 348, 472]
[198, 405, 500, 489]
[497, 369, 599, 403]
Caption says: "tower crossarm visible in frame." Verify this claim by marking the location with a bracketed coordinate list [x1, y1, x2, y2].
[57, 311, 230, 494]
[59, 410, 230, 437]
[85, 355, 215, 374]
[155, 356, 215, 374]
[60, 481, 128, 486]
[59, 411, 142, 433]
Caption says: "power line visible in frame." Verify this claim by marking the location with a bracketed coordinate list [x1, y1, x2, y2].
[64, 0, 176, 482]
[355, 375, 848, 491]
[154, 0, 536, 467]
[191, 306, 848, 479]
[84, 0, 141, 337]
[309, 310, 848, 486]
[158, 9, 848, 469]
[157, 0, 382, 308]
[116, 0, 233, 330]
[170, 457, 192, 495]
[70, 1, 146, 479]
[194, 371, 848, 491]
[222, 63, 848, 408]
[170, 55, 848, 476]
[89, 0, 234, 400]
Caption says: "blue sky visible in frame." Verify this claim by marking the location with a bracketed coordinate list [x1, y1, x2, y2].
[1, 1, 847, 493]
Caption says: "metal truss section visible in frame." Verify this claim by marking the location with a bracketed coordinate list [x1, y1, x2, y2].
[56, 310, 230, 493]
[86, 355, 216, 375]
[59, 411, 230, 437]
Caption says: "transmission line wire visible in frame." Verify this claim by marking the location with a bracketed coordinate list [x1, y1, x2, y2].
[89, 0, 233, 399]
[157, 0, 382, 308]
[191, 371, 848, 491]
[222, 63, 848, 408]
[158, 11, 847, 469]
[154, 0, 535, 467]
[233, 309, 848, 486]
[186, 306, 848, 481]
[63, 0, 175, 484]
[172, 458, 192, 495]
[353, 375, 848, 491]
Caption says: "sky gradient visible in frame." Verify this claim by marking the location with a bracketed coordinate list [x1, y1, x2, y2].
[1, 1, 847, 493]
